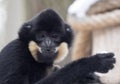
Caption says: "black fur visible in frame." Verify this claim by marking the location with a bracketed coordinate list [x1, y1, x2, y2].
[0, 9, 115, 84]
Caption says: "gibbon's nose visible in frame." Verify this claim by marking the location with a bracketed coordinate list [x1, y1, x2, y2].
[40, 37, 56, 54]
[42, 47, 56, 54]
[46, 48, 50, 52]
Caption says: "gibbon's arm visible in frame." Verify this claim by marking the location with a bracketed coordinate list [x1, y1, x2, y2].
[0, 39, 30, 84]
[35, 53, 115, 84]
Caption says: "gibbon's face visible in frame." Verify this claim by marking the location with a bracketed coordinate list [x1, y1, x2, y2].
[19, 9, 73, 63]
[28, 35, 69, 63]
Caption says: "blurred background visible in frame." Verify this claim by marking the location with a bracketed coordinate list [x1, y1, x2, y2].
[0, 0, 120, 83]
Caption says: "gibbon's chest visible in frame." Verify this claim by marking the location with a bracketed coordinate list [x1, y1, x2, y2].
[26, 63, 55, 84]
[27, 64, 60, 84]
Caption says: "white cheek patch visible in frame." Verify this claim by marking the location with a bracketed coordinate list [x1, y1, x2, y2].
[54, 42, 69, 63]
[28, 41, 40, 61]
[38, 47, 42, 53]
[55, 47, 59, 53]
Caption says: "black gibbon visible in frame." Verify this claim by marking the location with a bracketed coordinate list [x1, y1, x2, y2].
[0, 9, 115, 84]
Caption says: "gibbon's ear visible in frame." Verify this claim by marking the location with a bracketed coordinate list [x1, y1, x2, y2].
[18, 23, 33, 42]
[64, 23, 74, 47]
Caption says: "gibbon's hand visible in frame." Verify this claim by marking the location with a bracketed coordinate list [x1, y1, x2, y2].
[92, 53, 116, 73]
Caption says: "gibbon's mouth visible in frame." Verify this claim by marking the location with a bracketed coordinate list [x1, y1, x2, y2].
[37, 47, 59, 62]
[38, 47, 58, 55]
[28, 41, 69, 63]
[37, 51, 58, 63]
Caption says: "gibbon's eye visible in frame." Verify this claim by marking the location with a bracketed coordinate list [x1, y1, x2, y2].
[51, 33, 60, 39]
[51, 33, 58, 39]
[51, 33, 60, 41]
[36, 32, 47, 41]
[40, 33, 46, 38]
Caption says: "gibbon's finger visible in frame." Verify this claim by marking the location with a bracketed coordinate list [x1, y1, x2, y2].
[97, 53, 114, 58]
[104, 58, 116, 64]
[104, 53, 114, 58]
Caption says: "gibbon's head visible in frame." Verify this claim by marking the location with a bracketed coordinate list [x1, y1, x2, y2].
[19, 9, 73, 63]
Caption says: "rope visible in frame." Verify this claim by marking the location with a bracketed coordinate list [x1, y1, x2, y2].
[67, 10, 120, 31]
[87, 0, 120, 15]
